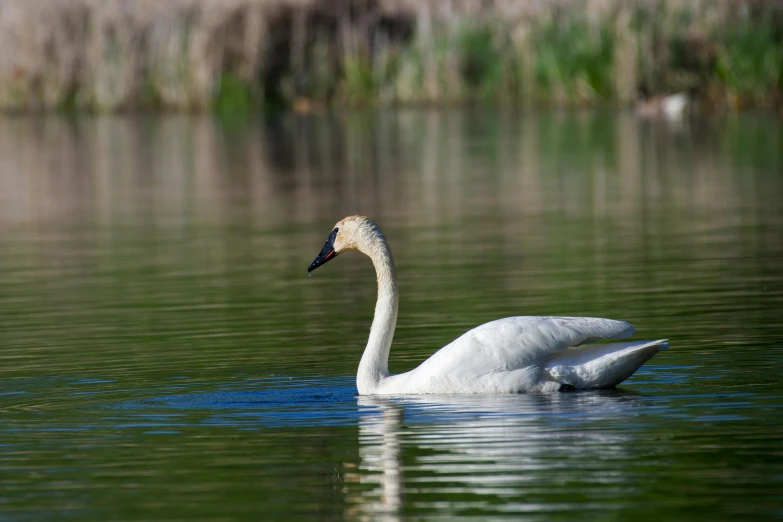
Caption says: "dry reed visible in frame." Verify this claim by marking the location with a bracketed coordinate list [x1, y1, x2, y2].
[0, 0, 780, 111]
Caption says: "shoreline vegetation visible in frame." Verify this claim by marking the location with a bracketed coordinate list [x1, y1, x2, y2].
[1, 0, 781, 113]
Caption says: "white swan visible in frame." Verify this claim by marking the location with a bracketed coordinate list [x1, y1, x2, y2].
[308, 215, 668, 395]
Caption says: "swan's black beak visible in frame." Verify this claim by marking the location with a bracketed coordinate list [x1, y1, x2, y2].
[308, 228, 339, 273]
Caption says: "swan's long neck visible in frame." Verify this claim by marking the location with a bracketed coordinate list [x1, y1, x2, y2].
[356, 231, 398, 394]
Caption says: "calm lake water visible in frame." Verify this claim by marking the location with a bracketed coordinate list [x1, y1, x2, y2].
[0, 111, 781, 521]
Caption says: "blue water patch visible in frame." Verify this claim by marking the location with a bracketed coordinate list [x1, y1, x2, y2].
[107, 377, 361, 429]
[4, 372, 765, 435]
[113, 380, 357, 410]
[107, 378, 645, 430]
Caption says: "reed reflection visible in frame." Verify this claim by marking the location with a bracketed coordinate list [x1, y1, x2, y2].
[0, 112, 778, 233]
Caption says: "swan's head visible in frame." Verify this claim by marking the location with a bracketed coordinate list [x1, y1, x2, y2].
[307, 215, 379, 273]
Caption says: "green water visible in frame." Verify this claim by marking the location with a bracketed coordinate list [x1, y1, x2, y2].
[0, 111, 781, 521]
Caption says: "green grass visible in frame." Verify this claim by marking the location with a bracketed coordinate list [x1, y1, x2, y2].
[532, 18, 615, 105]
[215, 73, 255, 113]
[715, 20, 783, 106]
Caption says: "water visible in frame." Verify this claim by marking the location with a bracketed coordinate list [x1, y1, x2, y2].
[0, 111, 781, 521]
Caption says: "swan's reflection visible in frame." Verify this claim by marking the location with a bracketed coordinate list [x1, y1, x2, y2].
[344, 399, 404, 522]
[346, 391, 643, 520]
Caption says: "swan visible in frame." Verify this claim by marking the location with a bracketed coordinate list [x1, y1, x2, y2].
[635, 92, 690, 120]
[308, 215, 669, 395]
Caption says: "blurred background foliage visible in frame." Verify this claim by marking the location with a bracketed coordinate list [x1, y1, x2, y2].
[0, 0, 781, 112]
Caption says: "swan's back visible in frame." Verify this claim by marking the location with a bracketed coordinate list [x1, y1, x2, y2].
[416, 316, 634, 373]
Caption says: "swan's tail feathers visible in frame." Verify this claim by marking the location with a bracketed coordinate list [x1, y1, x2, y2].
[544, 339, 669, 389]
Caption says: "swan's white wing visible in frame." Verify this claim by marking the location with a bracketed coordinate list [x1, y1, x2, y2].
[407, 316, 634, 383]
[545, 339, 668, 389]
